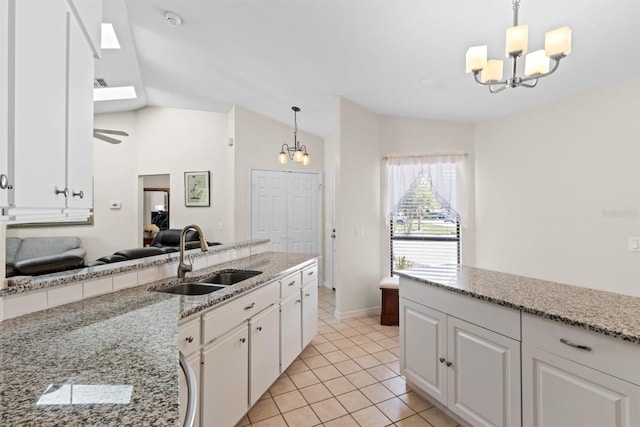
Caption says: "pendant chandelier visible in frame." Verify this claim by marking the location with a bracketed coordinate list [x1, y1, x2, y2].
[278, 106, 310, 166]
[465, 0, 571, 93]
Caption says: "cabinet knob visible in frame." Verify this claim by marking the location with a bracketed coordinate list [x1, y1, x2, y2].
[244, 302, 256, 310]
[445, 361, 453, 367]
[72, 190, 84, 199]
[439, 357, 445, 364]
[0, 174, 8, 190]
[307, 271, 314, 276]
[257, 326, 263, 331]
[240, 338, 246, 343]
[55, 187, 69, 197]
[305, 293, 310, 297]
[296, 299, 301, 303]
[185, 336, 194, 343]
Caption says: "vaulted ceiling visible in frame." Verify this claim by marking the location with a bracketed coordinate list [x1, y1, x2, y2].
[95, 0, 640, 137]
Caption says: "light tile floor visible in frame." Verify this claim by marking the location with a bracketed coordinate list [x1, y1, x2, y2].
[236, 287, 461, 427]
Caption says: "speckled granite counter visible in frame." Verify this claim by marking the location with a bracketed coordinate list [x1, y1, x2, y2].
[0, 251, 317, 426]
[396, 265, 640, 344]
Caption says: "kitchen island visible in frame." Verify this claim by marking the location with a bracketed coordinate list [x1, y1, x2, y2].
[396, 265, 640, 427]
[0, 251, 317, 426]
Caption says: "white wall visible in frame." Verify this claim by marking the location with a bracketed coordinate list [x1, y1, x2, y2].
[379, 115, 476, 276]
[475, 78, 640, 296]
[233, 106, 325, 241]
[135, 107, 232, 244]
[334, 98, 382, 316]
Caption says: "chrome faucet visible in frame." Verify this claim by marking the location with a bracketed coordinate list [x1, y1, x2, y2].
[177, 224, 209, 280]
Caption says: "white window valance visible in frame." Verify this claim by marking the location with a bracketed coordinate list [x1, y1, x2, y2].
[384, 153, 467, 227]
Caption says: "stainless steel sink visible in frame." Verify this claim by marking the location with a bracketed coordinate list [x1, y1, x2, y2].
[156, 283, 227, 296]
[199, 269, 262, 285]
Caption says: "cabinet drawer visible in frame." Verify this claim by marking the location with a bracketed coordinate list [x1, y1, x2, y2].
[203, 280, 279, 344]
[302, 263, 318, 286]
[179, 317, 201, 356]
[400, 277, 521, 340]
[522, 313, 640, 385]
[280, 271, 301, 299]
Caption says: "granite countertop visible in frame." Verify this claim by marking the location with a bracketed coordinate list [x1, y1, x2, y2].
[396, 265, 640, 345]
[0, 252, 317, 426]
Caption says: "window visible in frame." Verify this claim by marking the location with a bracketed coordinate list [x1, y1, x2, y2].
[390, 172, 460, 273]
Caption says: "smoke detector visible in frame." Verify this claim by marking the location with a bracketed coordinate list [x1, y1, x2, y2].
[164, 10, 183, 27]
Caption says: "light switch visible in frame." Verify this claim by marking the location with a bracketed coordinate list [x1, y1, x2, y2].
[629, 237, 640, 252]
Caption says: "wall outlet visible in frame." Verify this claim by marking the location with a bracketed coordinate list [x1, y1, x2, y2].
[629, 237, 640, 252]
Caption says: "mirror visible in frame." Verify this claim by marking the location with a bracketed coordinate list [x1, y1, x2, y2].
[143, 188, 170, 245]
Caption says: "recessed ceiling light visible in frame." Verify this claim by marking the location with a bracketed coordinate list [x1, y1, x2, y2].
[101, 23, 120, 49]
[93, 86, 137, 101]
[164, 10, 183, 27]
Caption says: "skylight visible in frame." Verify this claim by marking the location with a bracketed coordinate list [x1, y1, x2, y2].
[101, 23, 121, 49]
[94, 86, 137, 101]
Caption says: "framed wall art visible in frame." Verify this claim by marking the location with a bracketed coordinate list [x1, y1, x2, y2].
[184, 171, 210, 207]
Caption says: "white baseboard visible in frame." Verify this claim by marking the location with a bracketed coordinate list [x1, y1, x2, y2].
[321, 281, 333, 289]
[334, 306, 380, 321]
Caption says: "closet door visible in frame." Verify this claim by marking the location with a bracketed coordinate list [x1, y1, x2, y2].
[250, 170, 287, 251]
[287, 172, 320, 253]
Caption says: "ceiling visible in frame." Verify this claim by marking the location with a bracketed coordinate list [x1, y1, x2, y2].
[94, 0, 640, 138]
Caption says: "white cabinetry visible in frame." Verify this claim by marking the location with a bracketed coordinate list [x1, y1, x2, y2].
[3, 0, 99, 218]
[522, 313, 640, 427]
[302, 281, 318, 349]
[280, 292, 302, 370]
[400, 278, 521, 427]
[12, 0, 68, 210]
[202, 323, 249, 427]
[249, 304, 280, 406]
[0, 1, 9, 209]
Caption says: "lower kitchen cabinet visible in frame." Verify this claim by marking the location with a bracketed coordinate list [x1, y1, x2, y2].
[202, 323, 249, 427]
[302, 282, 318, 349]
[400, 279, 521, 427]
[280, 292, 302, 371]
[521, 313, 640, 427]
[249, 304, 280, 406]
[522, 345, 640, 427]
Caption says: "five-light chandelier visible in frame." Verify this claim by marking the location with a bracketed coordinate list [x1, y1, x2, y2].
[465, 0, 572, 93]
[278, 106, 310, 166]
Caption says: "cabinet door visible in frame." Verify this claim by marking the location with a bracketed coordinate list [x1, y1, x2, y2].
[302, 282, 318, 349]
[13, 0, 68, 208]
[399, 298, 447, 405]
[0, 0, 8, 208]
[523, 344, 640, 427]
[249, 304, 280, 406]
[280, 293, 302, 371]
[179, 352, 201, 427]
[202, 323, 249, 427]
[447, 316, 521, 427]
[66, 10, 93, 209]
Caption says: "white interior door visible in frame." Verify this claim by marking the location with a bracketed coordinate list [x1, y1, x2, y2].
[287, 172, 320, 253]
[251, 169, 321, 254]
[250, 170, 287, 251]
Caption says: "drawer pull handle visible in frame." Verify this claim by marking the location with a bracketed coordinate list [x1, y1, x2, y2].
[257, 326, 263, 331]
[245, 302, 256, 310]
[307, 271, 314, 276]
[305, 293, 310, 297]
[288, 281, 296, 287]
[240, 338, 246, 343]
[185, 336, 194, 343]
[560, 338, 592, 352]
[445, 361, 453, 367]
[439, 357, 445, 364]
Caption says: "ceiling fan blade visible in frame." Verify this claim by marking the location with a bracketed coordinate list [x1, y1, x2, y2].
[93, 132, 122, 144]
[93, 128, 129, 136]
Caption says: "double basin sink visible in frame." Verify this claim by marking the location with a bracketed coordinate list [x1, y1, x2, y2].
[157, 269, 262, 296]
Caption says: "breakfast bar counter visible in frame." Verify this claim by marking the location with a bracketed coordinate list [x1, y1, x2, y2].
[0, 251, 317, 426]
